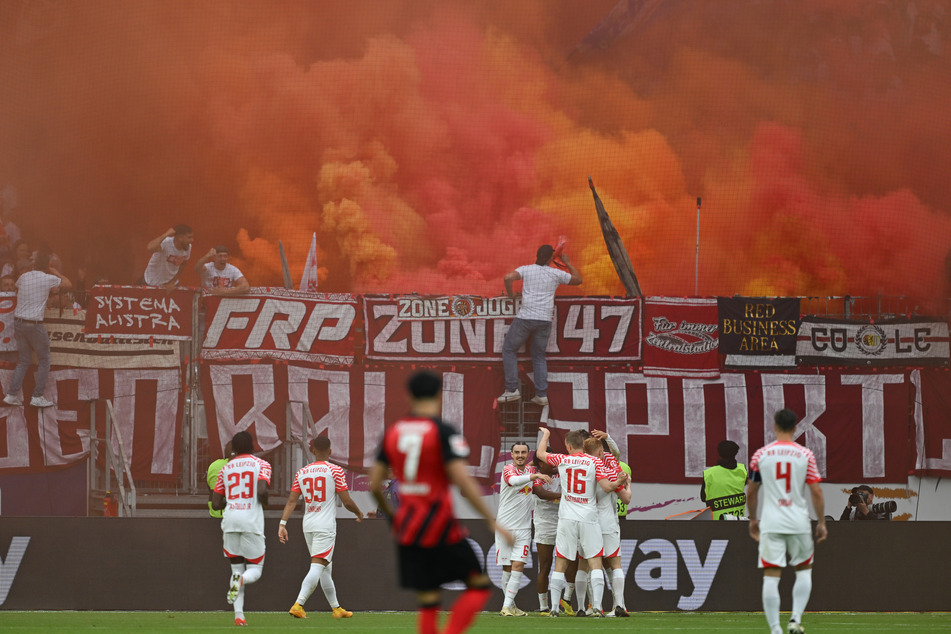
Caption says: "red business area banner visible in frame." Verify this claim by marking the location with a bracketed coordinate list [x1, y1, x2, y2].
[84, 285, 195, 340]
[0, 367, 182, 480]
[199, 361, 504, 485]
[362, 295, 641, 362]
[201, 289, 360, 364]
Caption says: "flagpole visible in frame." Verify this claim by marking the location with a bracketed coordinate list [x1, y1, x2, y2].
[694, 197, 701, 296]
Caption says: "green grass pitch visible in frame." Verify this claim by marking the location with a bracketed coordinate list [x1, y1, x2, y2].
[1, 611, 950, 632]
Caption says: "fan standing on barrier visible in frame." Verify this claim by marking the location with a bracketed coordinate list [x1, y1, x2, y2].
[211, 431, 271, 627]
[498, 244, 581, 407]
[278, 435, 363, 620]
[747, 409, 827, 634]
[3, 252, 71, 408]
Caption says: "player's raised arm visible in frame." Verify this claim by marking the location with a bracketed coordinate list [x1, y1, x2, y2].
[536, 427, 551, 462]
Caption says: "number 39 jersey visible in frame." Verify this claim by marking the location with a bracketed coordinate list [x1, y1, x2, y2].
[214, 454, 272, 534]
[292, 461, 348, 533]
[749, 440, 821, 534]
[546, 452, 617, 524]
[377, 415, 470, 547]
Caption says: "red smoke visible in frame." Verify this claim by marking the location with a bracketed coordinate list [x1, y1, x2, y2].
[0, 1, 948, 308]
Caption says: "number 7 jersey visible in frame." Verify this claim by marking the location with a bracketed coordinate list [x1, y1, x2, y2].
[749, 440, 821, 534]
[377, 415, 471, 547]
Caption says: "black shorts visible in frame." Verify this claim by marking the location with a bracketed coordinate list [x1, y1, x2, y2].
[397, 540, 483, 591]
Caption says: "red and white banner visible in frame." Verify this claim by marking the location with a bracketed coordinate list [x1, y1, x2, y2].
[363, 295, 641, 362]
[47, 310, 181, 368]
[199, 362, 503, 485]
[912, 369, 951, 476]
[83, 285, 195, 341]
[0, 367, 182, 480]
[796, 317, 950, 366]
[201, 288, 359, 364]
[642, 297, 719, 378]
[0, 291, 15, 352]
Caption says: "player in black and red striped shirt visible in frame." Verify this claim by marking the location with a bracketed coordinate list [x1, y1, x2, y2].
[370, 370, 510, 634]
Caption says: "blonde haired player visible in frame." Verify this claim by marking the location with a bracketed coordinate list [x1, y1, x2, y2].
[536, 427, 623, 617]
[747, 409, 827, 634]
[278, 436, 364, 619]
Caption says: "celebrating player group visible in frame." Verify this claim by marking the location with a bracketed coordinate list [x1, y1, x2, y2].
[212, 371, 827, 634]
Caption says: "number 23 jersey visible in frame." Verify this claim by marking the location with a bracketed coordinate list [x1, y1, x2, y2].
[292, 461, 348, 533]
[214, 454, 272, 534]
[377, 415, 470, 547]
[749, 440, 821, 534]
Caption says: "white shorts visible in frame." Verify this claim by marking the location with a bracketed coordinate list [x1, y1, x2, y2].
[534, 514, 558, 546]
[497, 528, 532, 565]
[222, 532, 266, 563]
[601, 528, 620, 559]
[304, 530, 336, 561]
[758, 532, 814, 568]
[554, 519, 603, 561]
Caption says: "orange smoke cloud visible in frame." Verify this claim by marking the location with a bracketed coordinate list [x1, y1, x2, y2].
[0, 0, 948, 308]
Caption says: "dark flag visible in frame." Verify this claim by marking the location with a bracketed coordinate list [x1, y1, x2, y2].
[590, 176, 643, 298]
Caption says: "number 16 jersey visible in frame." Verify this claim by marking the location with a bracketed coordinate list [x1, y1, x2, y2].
[545, 452, 616, 524]
[749, 440, 821, 534]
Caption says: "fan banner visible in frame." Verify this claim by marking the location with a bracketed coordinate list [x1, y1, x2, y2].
[0, 367, 182, 480]
[642, 297, 719, 378]
[0, 291, 15, 352]
[83, 285, 195, 341]
[199, 361, 503, 486]
[718, 297, 799, 368]
[201, 288, 359, 365]
[362, 294, 641, 362]
[46, 309, 181, 369]
[912, 369, 951, 476]
[796, 317, 950, 366]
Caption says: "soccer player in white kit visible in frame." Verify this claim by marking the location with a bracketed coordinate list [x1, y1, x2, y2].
[536, 427, 621, 617]
[211, 431, 272, 627]
[278, 436, 364, 619]
[530, 455, 562, 614]
[584, 433, 632, 617]
[747, 409, 827, 634]
[495, 442, 553, 616]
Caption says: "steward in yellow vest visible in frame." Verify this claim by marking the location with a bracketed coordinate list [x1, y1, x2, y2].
[701, 440, 747, 519]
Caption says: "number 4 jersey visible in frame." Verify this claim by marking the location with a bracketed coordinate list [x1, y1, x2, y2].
[292, 461, 348, 533]
[749, 440, 821, 534]
[215, 453, 272, 534]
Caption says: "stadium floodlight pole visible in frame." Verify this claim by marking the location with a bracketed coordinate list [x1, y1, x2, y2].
[694, 197, 701, 296]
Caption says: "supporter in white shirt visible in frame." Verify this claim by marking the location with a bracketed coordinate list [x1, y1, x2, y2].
[3, 253, 71, 408]
[537, 427, 624, 618]
[747, 409, 827, 634]
[498, 244, 581, 406]
[278, 436, 363, 620]
[143, 224, 194, 288]
[211, 431, 271, 627]
[494, 442, 553, 616]
[195, 245, 250, 295]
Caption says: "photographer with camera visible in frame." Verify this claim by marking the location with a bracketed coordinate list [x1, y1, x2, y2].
[840, 485, 895, 521]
